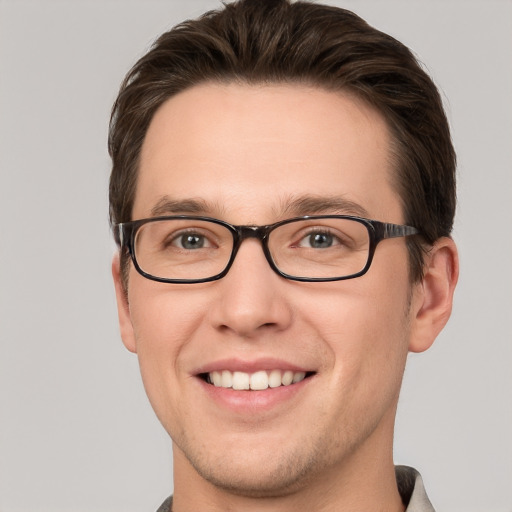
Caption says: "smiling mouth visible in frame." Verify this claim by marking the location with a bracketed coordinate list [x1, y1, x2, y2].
[200, 370, 315, 391]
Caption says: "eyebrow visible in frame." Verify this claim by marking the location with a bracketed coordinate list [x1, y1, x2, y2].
[150, 197, 223, 217]
[149, 194, 369, 220]
[279, 194, 370, 218]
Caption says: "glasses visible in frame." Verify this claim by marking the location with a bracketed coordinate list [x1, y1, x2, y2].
[114, 215, 419, 283]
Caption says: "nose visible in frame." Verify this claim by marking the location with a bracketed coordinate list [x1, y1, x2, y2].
[209, 238, 293, 338]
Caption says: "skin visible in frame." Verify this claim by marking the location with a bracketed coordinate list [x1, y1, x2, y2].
[113, 83, 458, 512]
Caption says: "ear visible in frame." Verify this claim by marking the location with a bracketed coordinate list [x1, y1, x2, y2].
[112, 253, 137, 353]
[409, 237, 459, 353]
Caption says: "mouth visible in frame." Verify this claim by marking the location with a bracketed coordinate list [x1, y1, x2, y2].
[199, 369, 315, 391]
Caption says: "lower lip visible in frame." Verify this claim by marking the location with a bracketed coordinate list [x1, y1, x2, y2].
[197, 376, 312, 414]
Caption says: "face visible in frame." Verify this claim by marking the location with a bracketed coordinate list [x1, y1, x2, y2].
[115, 83, 421, 496]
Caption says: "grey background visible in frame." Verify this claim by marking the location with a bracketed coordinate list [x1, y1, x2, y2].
[1, 1, 511, 511]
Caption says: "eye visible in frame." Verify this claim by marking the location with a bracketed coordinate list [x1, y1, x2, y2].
[170, 231, 213, 250]
[298, 231, 339, 249]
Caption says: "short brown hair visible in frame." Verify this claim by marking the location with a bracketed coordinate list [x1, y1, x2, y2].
[109, 0, 456, 282]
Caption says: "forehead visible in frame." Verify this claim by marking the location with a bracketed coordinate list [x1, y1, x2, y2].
[135, 82, 402, 223]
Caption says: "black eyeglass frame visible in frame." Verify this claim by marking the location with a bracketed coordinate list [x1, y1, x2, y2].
[114, 215, 419, 284]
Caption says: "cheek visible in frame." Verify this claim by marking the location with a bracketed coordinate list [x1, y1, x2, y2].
[126, 281, 207, 411]
[128, 276, 207, 347]
[298, 270, 411, 383]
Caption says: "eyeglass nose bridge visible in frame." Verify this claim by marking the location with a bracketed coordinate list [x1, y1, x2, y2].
[227, 224, 276, 274]
[237, 224, 269, 239]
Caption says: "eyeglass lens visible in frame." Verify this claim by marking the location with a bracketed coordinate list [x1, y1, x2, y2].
[133, 217, 371, 281]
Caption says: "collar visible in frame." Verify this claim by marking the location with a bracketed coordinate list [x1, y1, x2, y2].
[396, 465, 435, 511]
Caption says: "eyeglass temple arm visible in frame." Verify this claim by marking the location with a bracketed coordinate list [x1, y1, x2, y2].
[382, 222, 419, 239]
[113, 224, 125, 247]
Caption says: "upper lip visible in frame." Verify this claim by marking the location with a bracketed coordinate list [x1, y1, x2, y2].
[193, 357, 314, 375]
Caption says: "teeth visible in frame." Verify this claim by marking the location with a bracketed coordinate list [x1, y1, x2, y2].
[232, 371, 250, 390]
[292, 371, 306, 383]
[249, 370, 268, 391]
[281, 370, 294, 386]
[207, 369, 308, 390]
[222, 370, 232, 388]
[268, 369, 282, 388]
[211, 371, 222, 387]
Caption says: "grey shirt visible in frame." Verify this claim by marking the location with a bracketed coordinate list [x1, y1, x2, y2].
[156, 465, 434, 512]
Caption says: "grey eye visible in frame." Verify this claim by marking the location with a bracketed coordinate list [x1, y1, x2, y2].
[300, 232, 335, 248]
[177, 234, 206, 250]
[310, 233, 332, 248]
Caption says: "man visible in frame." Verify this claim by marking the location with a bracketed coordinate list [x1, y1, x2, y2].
[109, 1, 458, 510]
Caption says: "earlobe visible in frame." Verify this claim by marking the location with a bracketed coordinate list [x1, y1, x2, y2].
[112, 253, 137, 353]
[409, 237, 459, 353]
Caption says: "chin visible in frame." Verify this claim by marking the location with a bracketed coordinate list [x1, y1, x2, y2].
[193, 457, 315, 498]
[175, 432, 333, 499]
